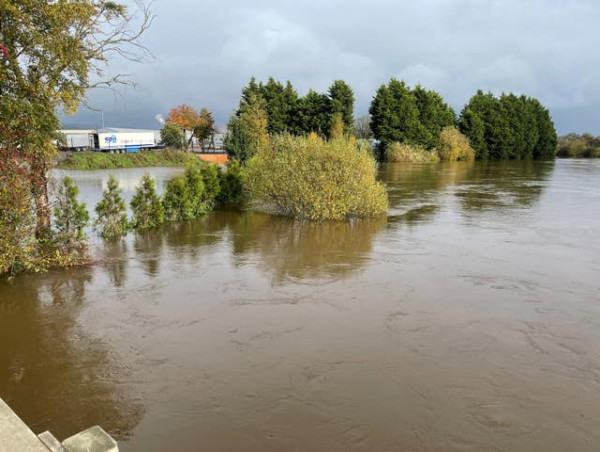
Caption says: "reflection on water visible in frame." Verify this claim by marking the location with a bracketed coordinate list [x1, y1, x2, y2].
[382, 162, 474, 226]
[0, 271, 144, 440]
[133, 231, 165, 278]
[124, 211, 385, 283]
[226, 212, 386, 282]
[454, 160, 555, 212]
[2, 160, 600, 452]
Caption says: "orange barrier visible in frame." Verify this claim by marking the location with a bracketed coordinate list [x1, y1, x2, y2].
[195, 153, 229, 164]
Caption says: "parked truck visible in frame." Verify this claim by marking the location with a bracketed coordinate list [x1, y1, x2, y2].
[58, 130, 96, 151]
[58, 128, 161, 153]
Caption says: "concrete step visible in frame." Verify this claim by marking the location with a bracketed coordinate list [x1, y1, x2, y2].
[1, 398, 118, 452]
[38, 431, 66, 452]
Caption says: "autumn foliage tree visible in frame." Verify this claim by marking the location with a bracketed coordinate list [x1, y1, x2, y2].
[167, 104, 201, 151]
[166, 104, 216, 152]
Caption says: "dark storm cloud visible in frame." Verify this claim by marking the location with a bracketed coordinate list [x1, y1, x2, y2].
[66, 0, 600, 134]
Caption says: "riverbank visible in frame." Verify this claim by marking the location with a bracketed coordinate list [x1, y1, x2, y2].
[56, 149, 201, 170]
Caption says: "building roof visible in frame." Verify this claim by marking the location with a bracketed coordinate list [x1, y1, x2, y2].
[98, 127, 159, 134]
[59, 129, 96, 134]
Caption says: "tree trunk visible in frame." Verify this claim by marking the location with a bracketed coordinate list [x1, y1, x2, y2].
[31, 157, 51, 240]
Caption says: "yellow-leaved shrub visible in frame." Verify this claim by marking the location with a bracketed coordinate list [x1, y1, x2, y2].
[385, 142, 440, 163]
[437, 126, 476, 161]
[246, 134, 388, 221]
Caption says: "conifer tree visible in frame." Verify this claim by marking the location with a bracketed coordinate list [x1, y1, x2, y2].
[95, 176, 128, 239]
[130, 174, 164, 229]
[53, 176, 90, 254]
[328, 80, 355, 134]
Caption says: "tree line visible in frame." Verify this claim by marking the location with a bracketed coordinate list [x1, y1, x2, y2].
[557, 133, 600, 158]
[223, 77, 355, 161]
[458, 90, 557, 160]
[220, 77, 558, 162]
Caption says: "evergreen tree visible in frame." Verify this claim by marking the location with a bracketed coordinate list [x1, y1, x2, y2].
[530, 99, 558, 159]
[130, 174, 164, 229]
[282, 81, 300, 133]
[95, 176, 128, 239]
[297, 90, 331, 136]
[199, 163, 221, 210]
[53, 176, 90, 253]
[261, 77, 288, 134]
[458, 90, 557, 160]
[217, 160, 246, 205]
[369, 79, 423, 151]
[458, 106, 487, 159]
[224, 93, 269, 163]
[160, 120, 185, 149]
[412, 85, 455, 149]
[328, 80, 355, 134]
[162, 165, 207, 221]
[241, 76, 261, 105]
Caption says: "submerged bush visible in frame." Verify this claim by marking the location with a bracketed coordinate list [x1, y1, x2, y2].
[130, 174, 164, 229]
[162, 164, 207, 221]
[199, 163, 221, 210]
[52, 176, 90, 258]
[438, 127, 475, 161]
[385, 142, 440, 163]
[217, 160, 246, 205]
[95, 175, 128, 239]
[246, 134, 388, 221]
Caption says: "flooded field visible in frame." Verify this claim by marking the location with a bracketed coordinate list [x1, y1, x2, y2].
[1, 160, 599, 451]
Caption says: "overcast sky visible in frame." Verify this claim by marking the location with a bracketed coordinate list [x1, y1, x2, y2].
[65, 0, 600, 134]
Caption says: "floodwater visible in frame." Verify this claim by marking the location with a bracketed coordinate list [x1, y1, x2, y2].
[1, 160, 599, 451]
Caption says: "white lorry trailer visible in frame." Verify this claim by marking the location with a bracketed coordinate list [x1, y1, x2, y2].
[59, 130, 96, 151]
[58, 128, 160, 152]
[97, 128, 157, 153]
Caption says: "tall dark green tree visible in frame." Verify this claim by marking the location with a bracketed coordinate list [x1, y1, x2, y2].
[241, 77, 262, 105]
[261, 77, 287, 134]
[412, 85, 455, 149]
[459, 90, 557, 160]
[530, 98, 558, 159]
[458, 106, 486, 159]
[369, 79, 423, 152]
[297, 90, 332, 136]
[224, 92, 270, 163]
[328, 80, 355, 135]
[282, 81, 299, 132]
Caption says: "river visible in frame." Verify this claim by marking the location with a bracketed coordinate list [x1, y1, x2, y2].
[1, 160, 599, 451]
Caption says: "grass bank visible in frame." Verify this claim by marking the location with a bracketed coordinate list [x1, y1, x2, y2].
[56, 149, 199, 170]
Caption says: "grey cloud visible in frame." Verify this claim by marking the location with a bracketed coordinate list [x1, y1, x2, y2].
[65, 0, 600, 134]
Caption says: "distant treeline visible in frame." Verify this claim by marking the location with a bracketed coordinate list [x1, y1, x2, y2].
[224, 77, 558, 161]
[557, 133, 600, 158]
[228, 77, 354, 138]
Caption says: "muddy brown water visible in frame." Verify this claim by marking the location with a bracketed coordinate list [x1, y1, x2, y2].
[1, 160, 599, 451]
